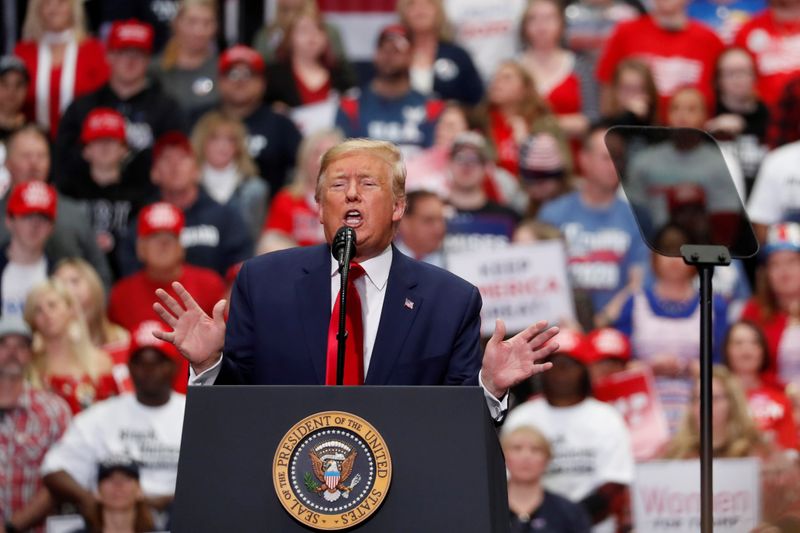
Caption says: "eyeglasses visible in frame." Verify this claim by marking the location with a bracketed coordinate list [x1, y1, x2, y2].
[223, 66, 256, 81]
[0, 368, 24, 381]
[451, 152, 484, 166]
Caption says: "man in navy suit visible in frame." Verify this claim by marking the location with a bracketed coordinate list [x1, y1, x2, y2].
[153, 139, 558, 408]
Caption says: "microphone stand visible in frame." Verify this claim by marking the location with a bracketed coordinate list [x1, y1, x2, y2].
[336, 233, 356, 385]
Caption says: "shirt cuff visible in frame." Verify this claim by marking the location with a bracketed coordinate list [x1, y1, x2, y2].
[188, 354, 223, 386]
[478, 370, 508, 421]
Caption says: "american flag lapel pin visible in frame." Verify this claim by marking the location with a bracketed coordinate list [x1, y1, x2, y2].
[404, 298, 414, 310]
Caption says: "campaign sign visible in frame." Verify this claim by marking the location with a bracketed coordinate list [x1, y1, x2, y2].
[447, 241, 576, 335]
[593, 367, 670, 461]
[633, 458, 761, 532]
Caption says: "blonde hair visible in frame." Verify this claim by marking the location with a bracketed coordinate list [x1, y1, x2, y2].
[289, 129, 344, 198]
[54, 258, 128, 348]
[161, 0, 218, 70]
[500, 424, 552, 460]
[488, 60, 551, 124]
[22, 0, 87, 41]
[396, 0, 454, 41]
[315, 138, 407, 202]
[191, 111, 259, 178]
[663, 365, 763, 459]
[24, 279, 110, 384]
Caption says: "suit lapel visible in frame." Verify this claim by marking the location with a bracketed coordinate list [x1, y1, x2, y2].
[295, 246, 332, 384]
[365, 248, 422, 385]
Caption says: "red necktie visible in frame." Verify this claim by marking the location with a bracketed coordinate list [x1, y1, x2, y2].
[326, 262, 365, 385]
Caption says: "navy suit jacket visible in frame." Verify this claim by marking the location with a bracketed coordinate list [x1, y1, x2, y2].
[218, 244, 483, 386]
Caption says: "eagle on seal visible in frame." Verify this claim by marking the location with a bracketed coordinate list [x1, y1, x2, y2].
[310, 450, 357, 502]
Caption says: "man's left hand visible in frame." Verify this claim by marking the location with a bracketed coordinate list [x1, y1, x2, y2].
[481, 319, 558, 399]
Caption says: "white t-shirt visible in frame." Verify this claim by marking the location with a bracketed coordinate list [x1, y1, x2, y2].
[747, 140, 800, 225]
[1, 258, 47, 318]
[41, 392, 186, 497]
[444, 0, 527, 81]
[504, 397, 635, 533]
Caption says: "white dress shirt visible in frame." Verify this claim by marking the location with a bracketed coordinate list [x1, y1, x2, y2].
[189, 246, 506, 418]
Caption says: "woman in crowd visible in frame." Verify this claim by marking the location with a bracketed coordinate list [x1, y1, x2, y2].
[191, 110, 268, 241]
[742, 222, 800, 390]
[258, 129, 343, 253]
[502, 424, 592, 533]
[78, 462, 154, 533]
[481, 60, 568, 178]
[517, 0, 588, 142]
[24, 279, 117, 414]
[601, 59, 659, 126]
[722, 320, 798, 450]
[613, 223, 729, 434]
[14, 0, 109, 137]
[264, 2, 355, 109]
[396, 0, 483, 106]
[152, 0, 219, 124]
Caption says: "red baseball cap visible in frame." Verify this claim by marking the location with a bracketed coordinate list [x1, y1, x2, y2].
[584, 328, 631, 364]
[107, 19, 154, 53]
[219, 45, 265, 75]
[81, 107, 126, 144]
[550, 329, 591, 365]
[152, 131, 192, 163]
[377, 24, 411, 49]
[128, 320, 181, 364]
[6, 182, 57, 220]
[137, 202, 185, 238]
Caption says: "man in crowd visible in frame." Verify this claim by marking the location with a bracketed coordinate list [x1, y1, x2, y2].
[0, 55, 28, 157]
[395, 190, 447, 267]
[747, 135, 800, 243]
[504, 329, 635, 532]
[154, 139, 558, 418]
[538, 124, 647, 326]
[42, 321, 186, 527]
[1, 182, 57, 318]
[117, 132, 252, 277]
[55, 19, 187, 189]
[217, 44, 302, 195]
[335, 25, 443, 159]
[0, 316, 71, 532]
[1, 126, 112, 288]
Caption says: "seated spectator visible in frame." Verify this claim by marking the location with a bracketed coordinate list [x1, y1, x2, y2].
[613, 223, 729, 434]
[504, 329, 635, 532]
[741, 223, 800, 388]
[723, 320, 798, 450]
[0, 315, 71, 533]
[396, 190, 447, 267]
[443, 132, 520, 256]
[335, 25, 444, 160]
[42, 321, 186, 529]
[55, 19, 186, 196]
[538, 124, 646, 327]
[217, 44, 302, 195]
[600, 59, 659, 126]
[150, 0, 219, 125]
[191, 111, 268, 242]
[79, 460, 155, 533]
[0, 56, 29, 192]
[501, 424, 592, 533]
[707, 47, 769, 191]
[1, 126, 112, 288]
[517, 0, 589, 142]
[518, 132, 572, 218]
[14, 0, 109, 137]
[1, 182, 58, 319]
[396, 0, 483, 106]
[258, 129, 342, 253]
[24, 279, 118, 413]
[117, 132, 253, 277]
[264, 2, 356, 109]
[109, 202, 225, 391]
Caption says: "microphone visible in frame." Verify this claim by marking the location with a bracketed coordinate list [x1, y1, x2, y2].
[331, 226, 357, 267]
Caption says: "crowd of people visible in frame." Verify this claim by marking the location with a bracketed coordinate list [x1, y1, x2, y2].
[2, 0, 800, 531]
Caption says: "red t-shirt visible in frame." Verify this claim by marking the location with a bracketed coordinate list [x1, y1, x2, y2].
[294, 68, 332, 105]
[488, 108, 520, 177]
[597, 15, 724, 116]
[747, 383, 798, 451]
[108, 266, 226, 393]
[15, 38, 109, 138]
[733, 10, 800, 109]
[264, 189, 326, 247]
[546, 73, 582, 115]
[47, 373, 119, 415]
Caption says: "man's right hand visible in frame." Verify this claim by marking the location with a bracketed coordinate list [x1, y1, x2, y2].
[153, 281, 227, 374]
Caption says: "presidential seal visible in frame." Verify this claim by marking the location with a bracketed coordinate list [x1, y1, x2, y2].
[273, 411, 392, 530]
